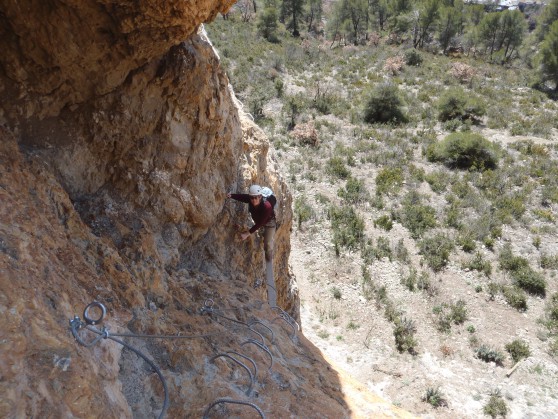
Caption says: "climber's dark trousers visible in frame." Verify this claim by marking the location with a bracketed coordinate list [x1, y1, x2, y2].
[263, 220, 276, 307]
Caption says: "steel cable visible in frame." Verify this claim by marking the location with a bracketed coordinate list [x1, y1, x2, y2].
[203, 398, 265, 419]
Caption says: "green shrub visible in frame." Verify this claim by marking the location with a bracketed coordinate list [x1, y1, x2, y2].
[399, 192, 437, 238]
[437, 87, 485, 122]
[487, 282, 500, 300]
[376, 236, 392, 261]
[457, 235, 477, 253]
[475, 345, 504, 365]
[361, 265, 375, 301]
[363, 83, 408, 124]
[329, 205, 365, 251]
[419, 234, 454, 272]
[499, 244, 529, 272]
[338, 176, 369, 204]
[511, 267, 546, 297]
[402, 268, 418, 291]
[494, 193, 526, 223]
[394, 239, 410, 263]
[375, 167, 404, 196]
[437, 313, 453, 334]
[423, 387, 447, 408]
[463, 252, 492, 277]
[331, 287, 342, 300]
[443, 118, 462, 132]
[549, 337, 558, 359]
[405, 49, 423, 66]
[483, 391, 508, 418]
[393, 317, 417, 354]
[541, 253, 558, 270]
[294, 197, 314, 229]
[361, 237, 392, 263]
[426, 132, 499, 171]
[542, 293, 558, 333]
[450, 299, 468, 324]
[502, 286, 528, 311]
[505, 339, 531, 363]
[326, 156, 351, 180]
[424, 170, 450, 193]
[374, 215, 393, 231]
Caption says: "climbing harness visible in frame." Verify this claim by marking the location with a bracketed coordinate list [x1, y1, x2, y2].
[203, 398, 265, 419]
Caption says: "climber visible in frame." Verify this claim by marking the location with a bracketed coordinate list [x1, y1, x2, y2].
[227, 185, 277, 307]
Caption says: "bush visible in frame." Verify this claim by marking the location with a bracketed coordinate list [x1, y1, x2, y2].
[338, 176, 369, 204]
[383, 55, 405, 75]
[290, 121, 319, 146]
[363, 83, 408, 124]
[361, 237, 392, 263]
[326, 156, 351, 179]
[505, 339, 531, 363]
[329, 205, 365, 251]
[399, 192, 437, 238]
[405, 49, 423, 66]
[375, 167, 404, 195]
[450, 62, 476, 83]
[419, 234, 454, 272]
[543, 293, 558, 333]
[450, 299, 468, 324]
[475, 345, 504, 365]
[393, 317, 417, 354]
[511, 267, 546, 297]
[374, 214, 393, 231]
[483, 391, 508, 418]
[499, 244, 529, 272]
[463, 252, 492, 277]
[294, 197, 314, 229]
[502, 286, 528, 311]
[331, 287, 342, 300]
[426, 132, 499, 171]
[423, 387, 447, 408]
[437, 87, 485, 122]
[541, 253, 558, 270]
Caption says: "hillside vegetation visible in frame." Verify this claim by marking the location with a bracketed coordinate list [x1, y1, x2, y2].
[207, 0, 558, 416]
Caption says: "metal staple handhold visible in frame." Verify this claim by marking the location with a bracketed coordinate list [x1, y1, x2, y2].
[271, 315, 296, 340]
[209, 353, 254, 396]
[240, 339, 273, 370]
[203, 306, 266, 345]
[248, 320, 275, 345]
[271, 306, 300, 331]
[226, 351, 258, 379]
[203, 398, 265, 419]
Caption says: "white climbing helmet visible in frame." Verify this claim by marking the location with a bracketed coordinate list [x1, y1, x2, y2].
[249, 184, 262, 196]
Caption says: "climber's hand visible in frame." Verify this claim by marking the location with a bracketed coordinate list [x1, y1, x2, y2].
[240, 232, 250, 241]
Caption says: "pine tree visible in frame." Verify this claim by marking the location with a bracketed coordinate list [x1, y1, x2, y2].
[537, 19, 558, 91]
[281, 0, 305, 37]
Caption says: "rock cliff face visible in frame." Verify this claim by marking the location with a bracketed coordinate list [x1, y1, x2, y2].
[0, 1, 410, 418]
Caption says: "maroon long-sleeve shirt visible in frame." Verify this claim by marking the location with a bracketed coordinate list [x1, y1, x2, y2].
[230, 194, 275, 234]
